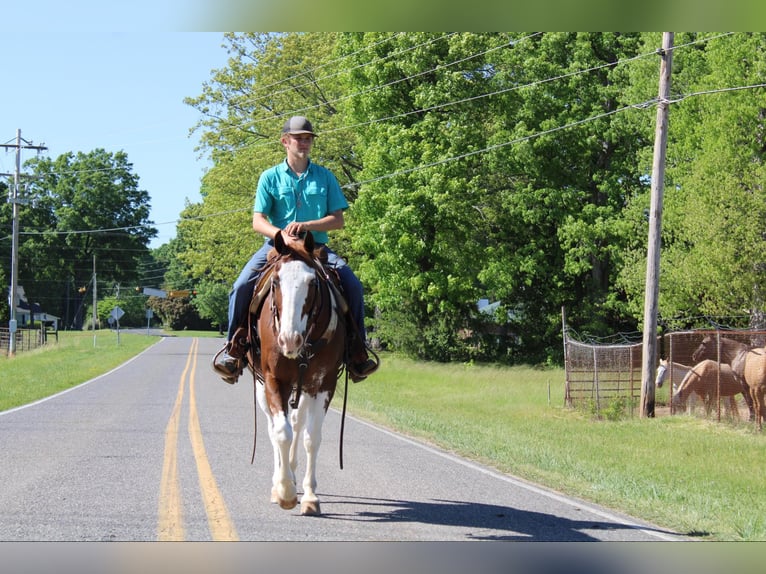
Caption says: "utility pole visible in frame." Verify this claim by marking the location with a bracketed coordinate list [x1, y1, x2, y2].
[93, 253, 97, 348]
[641, 32, 674, 418]
[1, 130, 47, 357]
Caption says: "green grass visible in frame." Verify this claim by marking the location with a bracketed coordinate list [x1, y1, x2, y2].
[2, 336, 765, 540]
[341, 354, 766, 541]
[0, 330, 158, 411]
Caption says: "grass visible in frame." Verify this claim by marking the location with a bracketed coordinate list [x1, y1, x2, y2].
[0, 330, 158, 411]
[2, 333, 765, 540]
[340, 354, 766, 541]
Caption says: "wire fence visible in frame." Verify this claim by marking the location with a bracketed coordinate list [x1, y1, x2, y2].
[0, 326, 51, 357]
[563, 326, 762, 422]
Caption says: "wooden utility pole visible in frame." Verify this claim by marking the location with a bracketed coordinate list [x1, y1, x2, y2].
[641, 32, 674, 418]
[1, 130, 47, 357]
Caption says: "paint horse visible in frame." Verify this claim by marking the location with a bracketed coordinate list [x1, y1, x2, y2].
[247, 230, 347, 514]
[692, 335, 764, 428]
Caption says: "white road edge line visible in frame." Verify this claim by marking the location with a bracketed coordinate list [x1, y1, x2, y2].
[0, 338, 166, 417]
[332, 408, 686, 542]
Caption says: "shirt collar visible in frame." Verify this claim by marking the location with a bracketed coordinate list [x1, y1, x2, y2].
[281, 158, 312, 177]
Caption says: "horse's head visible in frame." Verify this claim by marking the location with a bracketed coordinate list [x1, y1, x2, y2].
[655, 359, 668, 388]
[270, 231, 321, 359]
[691, 336, 715, 363]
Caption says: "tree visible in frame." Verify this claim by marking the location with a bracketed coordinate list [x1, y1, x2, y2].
[342, 33, 647, 361]
[617, 33, 766, 329]
[19, 149, 156, 328]
[176, 32, 766, 364]
[192, 280, 229, 334]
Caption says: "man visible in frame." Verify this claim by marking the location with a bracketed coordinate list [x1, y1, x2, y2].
[212, 115, 379, 384]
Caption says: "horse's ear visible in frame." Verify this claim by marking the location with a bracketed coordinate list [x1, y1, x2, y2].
[303, 231, 315, 253]
[274, 230, 288, 254]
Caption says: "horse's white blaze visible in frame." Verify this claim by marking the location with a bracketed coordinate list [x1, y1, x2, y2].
[277, 260, 315, 358]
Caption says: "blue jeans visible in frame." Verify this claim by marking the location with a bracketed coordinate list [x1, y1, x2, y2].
[226, 239, 366, 343]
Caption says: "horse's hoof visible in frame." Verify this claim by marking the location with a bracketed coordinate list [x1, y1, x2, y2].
[279, 497, 298, 510]
[300, 500, 321, 515]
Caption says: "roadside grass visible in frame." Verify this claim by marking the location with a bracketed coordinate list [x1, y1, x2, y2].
[341, 354, 766, 541]
[0, 330, 158, 411]
[2, 334, 765, 540]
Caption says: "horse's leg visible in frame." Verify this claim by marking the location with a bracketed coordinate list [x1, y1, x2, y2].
[754, 386, 765, 432]
[258, 380, 297, 509]
[740, 380, 755, 421]
[289, 403, 306, 480]
[255, 384, 283, 504]
[299, 391, 330, 516]
[270, 409, 298, 509]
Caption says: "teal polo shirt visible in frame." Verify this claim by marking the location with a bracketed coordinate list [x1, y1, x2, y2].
[254, 159, 348, 244]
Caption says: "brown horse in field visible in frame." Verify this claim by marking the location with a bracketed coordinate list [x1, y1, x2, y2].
[671, 359, 743, 418]
[692, 335, 766, 429]
[247, 231, 347, 514]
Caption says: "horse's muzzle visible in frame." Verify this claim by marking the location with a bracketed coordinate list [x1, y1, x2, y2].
[278, 331, 305, 358]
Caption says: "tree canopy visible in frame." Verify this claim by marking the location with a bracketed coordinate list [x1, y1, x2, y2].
[2, 149, 156, 329]
[177, 32, 766, 363]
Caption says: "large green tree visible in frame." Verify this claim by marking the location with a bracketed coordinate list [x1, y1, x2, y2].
[16, 149, 156, 328]
[177, 32, 766, 363]
[617, 33, 766, 330]
[342, 33, 649, 361]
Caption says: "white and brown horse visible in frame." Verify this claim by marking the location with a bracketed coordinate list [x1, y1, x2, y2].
[247, 230, 347, 514]
[692, 335, 765, 429]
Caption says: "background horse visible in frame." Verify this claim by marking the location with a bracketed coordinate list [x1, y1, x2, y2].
[692, 335, 764, 428]
[248, 231, 346, 514]
[671, 359, 743, 418]
[655, 359, 690, 390]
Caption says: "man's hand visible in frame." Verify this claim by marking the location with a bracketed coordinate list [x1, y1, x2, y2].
[284, 221, 306, 238]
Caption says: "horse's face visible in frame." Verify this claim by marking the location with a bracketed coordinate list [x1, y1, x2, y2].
[655, 359, 668, 388]
[274, 259, 317, 359]
[692, 336, 715, 363]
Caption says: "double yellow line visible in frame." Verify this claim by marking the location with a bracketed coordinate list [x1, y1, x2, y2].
[157, 338, 239, 541]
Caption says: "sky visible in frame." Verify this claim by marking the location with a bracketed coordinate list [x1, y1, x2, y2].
[1, 31, 230, 248]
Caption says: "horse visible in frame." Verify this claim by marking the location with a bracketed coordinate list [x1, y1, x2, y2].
[692, 335, 764, 428]
[246, 230, 347, 514]
[671, 359, 743, 419]
[655, 359, 691, 390]
[655, 359, 702, 412]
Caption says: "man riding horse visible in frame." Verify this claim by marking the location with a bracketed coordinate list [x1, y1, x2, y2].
[213, 116, 379, 384]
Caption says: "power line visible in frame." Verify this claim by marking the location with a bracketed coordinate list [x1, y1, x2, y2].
[211, 32, 730, 155]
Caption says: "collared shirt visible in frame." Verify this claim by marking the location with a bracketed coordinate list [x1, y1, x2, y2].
[254, 159, 348, 245]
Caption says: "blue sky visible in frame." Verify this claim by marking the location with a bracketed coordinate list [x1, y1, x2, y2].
[1, 31, 229, 248]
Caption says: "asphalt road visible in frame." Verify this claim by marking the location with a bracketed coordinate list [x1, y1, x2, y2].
[0, 336, 686, 542]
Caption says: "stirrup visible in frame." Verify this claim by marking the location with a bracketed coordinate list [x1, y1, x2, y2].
[212, 346, 243, 384]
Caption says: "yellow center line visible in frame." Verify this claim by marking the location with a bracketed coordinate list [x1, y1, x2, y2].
[187, 338, 239, 541]
[157, 338, 193, 541]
